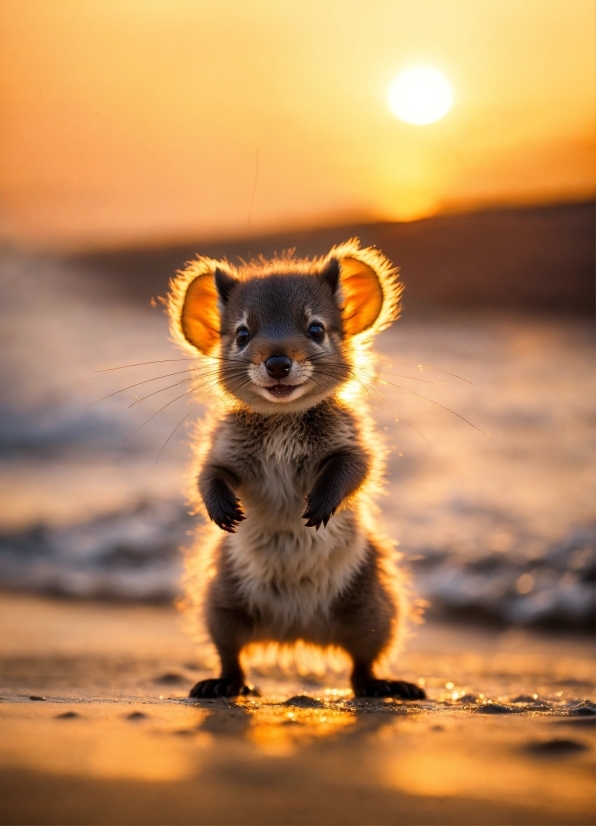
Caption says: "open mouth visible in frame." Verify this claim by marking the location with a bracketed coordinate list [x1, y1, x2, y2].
[266, 384, 299, 398]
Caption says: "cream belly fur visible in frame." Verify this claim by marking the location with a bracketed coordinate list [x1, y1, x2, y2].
[222, 427, 368, 630]
[225, 512, 367, 632]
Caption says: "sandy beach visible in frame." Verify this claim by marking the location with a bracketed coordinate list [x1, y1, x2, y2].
[1, 593, 594, 825]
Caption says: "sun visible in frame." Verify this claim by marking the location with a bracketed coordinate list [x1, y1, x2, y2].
[388, 66, 454, 125]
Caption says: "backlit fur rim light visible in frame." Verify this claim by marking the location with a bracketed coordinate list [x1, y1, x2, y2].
[327, 238, 403, 343]
[167, 240, 410, 679]
[166, 255, 234, 358]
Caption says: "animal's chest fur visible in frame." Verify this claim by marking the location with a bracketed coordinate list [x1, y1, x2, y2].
[240, 433, 314, 522]
[217, 410, 367, 627]
[220, 409, 330, 522]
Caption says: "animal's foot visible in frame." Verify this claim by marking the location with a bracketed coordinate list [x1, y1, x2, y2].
[189, 678, 255, 699]
[209, 495, 245, 533]
[354, 679, 426, 700]
[301, 500, 336, 531]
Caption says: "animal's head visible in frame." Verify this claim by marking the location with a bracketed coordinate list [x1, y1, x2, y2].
[167, 240, 401, 414]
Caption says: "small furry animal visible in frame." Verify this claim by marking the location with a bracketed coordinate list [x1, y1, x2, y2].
[167, 239, 425, 700]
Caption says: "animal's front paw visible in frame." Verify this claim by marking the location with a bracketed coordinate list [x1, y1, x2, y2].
[208, 494, 245, 533]
[189, 679, 256, 699]
[301, 496, 337, 530]
[354, 679, 426, 700]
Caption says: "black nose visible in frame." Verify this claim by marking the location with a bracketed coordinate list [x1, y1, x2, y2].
[265, 355, 292, 380]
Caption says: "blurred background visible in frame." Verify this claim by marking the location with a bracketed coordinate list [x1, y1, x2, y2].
[0, 0, 594, 631]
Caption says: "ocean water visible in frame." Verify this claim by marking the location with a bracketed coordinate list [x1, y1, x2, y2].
[0, 251, 593, 628]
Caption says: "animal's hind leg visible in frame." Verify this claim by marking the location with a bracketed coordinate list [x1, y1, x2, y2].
[189, 570, 256, 699]
[331, 546, 426, 700]
[189, 606, 255, 698]
[350, 662, 425, 700]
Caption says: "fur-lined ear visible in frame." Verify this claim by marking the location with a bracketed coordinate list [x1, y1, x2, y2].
[168, 258, 235, 355]
[326, 240, 402, 338]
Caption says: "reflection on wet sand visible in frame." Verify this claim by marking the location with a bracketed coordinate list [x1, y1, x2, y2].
[1, 696, 594, 823]
[245, 704, 356, 756]
[0, 704, 205, 782]
[0, 596, 594, 824]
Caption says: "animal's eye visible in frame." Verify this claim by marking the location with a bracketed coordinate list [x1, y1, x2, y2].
[235, 326, 250, 347]
[308, 322, 325, 341]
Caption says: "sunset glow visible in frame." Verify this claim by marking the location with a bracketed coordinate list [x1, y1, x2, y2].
[0, 0, 594, 248]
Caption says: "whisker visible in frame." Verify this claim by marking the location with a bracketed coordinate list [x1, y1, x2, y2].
[89, 352, 252, 379]
[89, 358, 195, 377]
[343, 374, 375, 403]
[308, 359, 477, 437]
[155, 404, 200, 463]
[127, 367, 245, 408]
[313, 367, 386, 410]
[188, 370, 254, 401]
[122, 386, 199, 442]
[313, 364, 480, 437]
[194, 353, 253, 365]
[375, 377, 488, 436]
[348, 364, 445, 385]
[128, 376, 197, 408]
[369, 370, 445, 385]
[308, 351, 473, 385]
[149, 372, 238, 460]
[220, 377, 253, 402]
[87, 362, 248, 409]
[307, 354, 446, 385]
[362, 381, 430, 444]
[193, 375, 243, 396]
[85, 367, 203, 407]
[311, 367, 431, 443]
[383, 363, 474, 385]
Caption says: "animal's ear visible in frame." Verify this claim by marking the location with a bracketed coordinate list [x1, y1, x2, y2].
[339, 257, 384, 335]
[340, 258, 383, 336]
[169, 258, 238, 355]
[328, 242, 401, 337]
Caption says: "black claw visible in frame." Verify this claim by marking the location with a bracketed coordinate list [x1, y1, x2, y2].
[303, 508, 334, 531]
[212, 509, 245, 533]
[219, 524, 235, 533]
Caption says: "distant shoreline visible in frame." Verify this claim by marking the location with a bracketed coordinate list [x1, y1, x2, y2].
[68, 200, 595, 315]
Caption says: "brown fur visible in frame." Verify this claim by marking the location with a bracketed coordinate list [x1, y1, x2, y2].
[167, 240, 425, 700]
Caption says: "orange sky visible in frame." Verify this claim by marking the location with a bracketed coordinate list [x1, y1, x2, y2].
[1, 0, 594, 250]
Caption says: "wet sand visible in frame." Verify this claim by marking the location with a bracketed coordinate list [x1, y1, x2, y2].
[0, 594, 594, 825]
